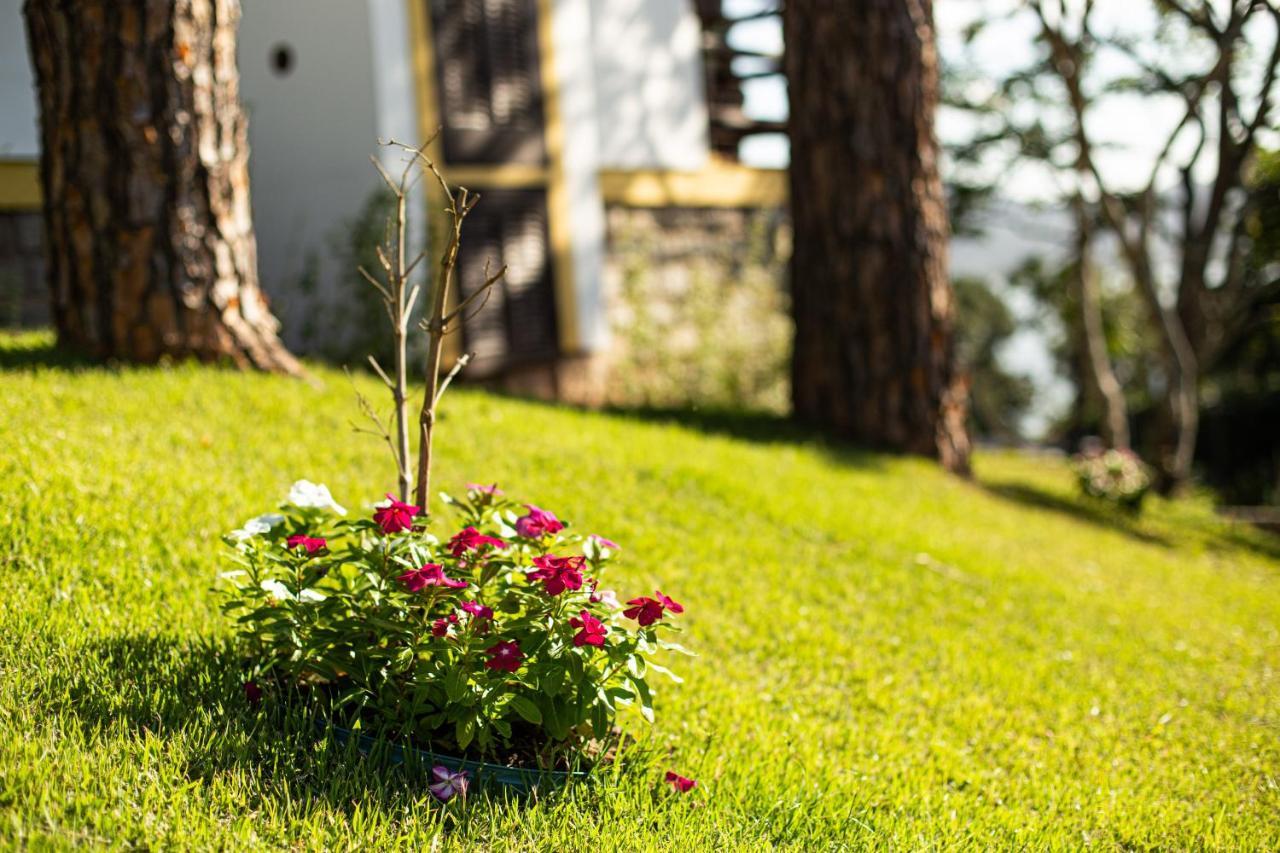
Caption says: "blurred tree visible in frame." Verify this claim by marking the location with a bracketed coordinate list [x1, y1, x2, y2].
[23, 0, 297, 372]
[948, 0, 1280, 490]
[784, 0, 971, 474]
[1197, 149, 1280, 504]
[952, 277, 1035, 441]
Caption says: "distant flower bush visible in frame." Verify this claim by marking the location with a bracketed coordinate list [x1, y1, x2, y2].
[220, 482, 688, 769]
[1073, 447, 1152, 509]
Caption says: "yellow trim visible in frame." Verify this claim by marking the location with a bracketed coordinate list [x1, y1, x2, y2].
[445, 165, 550, 189]
[599, 159, 788, 209]
[407, 0, 461, 366]
[406, 0, 578, 355]
[0, 161, 41, 210]
[534, 0, 580, 354]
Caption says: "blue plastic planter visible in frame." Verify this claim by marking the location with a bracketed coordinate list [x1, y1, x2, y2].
[324, 723, 587, 793]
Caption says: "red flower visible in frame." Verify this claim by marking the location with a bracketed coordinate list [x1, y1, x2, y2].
[484, 640, 523, 672]
[398, 563, 468, 592]
[526, 554, 586, 596]
[285, 535, 327, 555]
[461, 600, 494, 620]
[569, 610, 608, 647]
[514, 504, 564, 538]
[665, 771, 696, 792]
[624, 590, 684, 626]
[448, 526, 508, 558]
[431, 618, 450, 638]
[243, 680, 263, 707]
[373, 493, 420, 534]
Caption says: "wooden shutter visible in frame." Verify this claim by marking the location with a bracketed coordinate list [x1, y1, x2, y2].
[456, 188, 558, 375]
[429, 0, 547, 165]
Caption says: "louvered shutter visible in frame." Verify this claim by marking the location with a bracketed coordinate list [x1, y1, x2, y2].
[456, 189, 558, 375]
[430, 0, 547, 165]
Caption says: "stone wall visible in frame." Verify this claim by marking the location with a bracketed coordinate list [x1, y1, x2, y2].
[0, 212, 47, 329]
[599, 204, 791, 411]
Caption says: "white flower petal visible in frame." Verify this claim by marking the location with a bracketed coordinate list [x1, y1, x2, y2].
[288, 480, 347, 515]
[260, 578, 295, 601]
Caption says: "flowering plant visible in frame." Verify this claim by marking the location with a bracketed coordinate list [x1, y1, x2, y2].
[1072, 446, 1152, 509]
[220, 481, 689, 769]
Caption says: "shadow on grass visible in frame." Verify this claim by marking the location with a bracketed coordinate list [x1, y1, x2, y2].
[42, 634, 531, 821]
[980, 480, 1173, 547]
[0, 333, 94, 371]
[598, 404, 885, 469]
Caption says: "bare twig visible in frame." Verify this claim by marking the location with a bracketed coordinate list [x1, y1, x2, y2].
[376, 137, 507, 512]
[435, 352, 473, 406]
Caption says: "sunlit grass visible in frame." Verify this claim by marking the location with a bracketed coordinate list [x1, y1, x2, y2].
[1, 330, 1277, 849]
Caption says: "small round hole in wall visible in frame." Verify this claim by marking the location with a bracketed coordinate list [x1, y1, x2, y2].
[270, 43, 295, 77]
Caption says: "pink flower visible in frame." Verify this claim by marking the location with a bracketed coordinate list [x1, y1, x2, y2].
[624, 590, 684, 626]
[569, 610, 608, 647]
[526, 554, 586, 596]
[590, 534, 620, 550]
[514, 504, 564, 538]
[431, 618, 450, 638]
[285, 534, 327, 555]
[373, 494, 420, 534]
[429, 765, 469, 802]
[665, 771, 696, 792]
[448, 526, 507, 558]
[243, 680, 263, 707]
[466, 483, 504, 496]
[484, 640, 524, 673]
[461, 600, 494, 620]
[398, 563, 468, 592]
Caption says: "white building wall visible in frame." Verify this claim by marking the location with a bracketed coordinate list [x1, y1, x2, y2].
[588, 0, 709, 171]
[0, 0, 39, 160]
[239, 0, 387, 351]
[550, 0, 608, 352]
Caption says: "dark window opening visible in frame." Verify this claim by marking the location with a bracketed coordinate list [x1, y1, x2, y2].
[428, 0, 547, 165]
[455, 188, 559, 375]
[270, 43, 295, 77]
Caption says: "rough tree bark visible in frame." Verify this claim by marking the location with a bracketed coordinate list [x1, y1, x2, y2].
[23, 0, 298, 371]
[783, 0, 970, 474]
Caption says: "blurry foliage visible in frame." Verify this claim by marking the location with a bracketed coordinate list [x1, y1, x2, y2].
[1197, 149, 1280, 504]
[952, 277, 1034, 441]
[1006, 253, 1158, 443]
[288, 187, 425, 368]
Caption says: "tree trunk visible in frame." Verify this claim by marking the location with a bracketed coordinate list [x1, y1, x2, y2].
[1072, 196, 1130, 450]
[23, 0, 298, 372]
[783, 0, 969, 474]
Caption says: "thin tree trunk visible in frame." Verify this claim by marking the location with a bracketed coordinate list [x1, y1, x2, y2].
[783, 0, 969, 474]
[23, 0, 298, 372]
[1072, 196, 1130, 450]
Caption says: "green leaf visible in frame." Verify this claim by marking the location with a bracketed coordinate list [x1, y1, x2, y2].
[507, 694, 542, 724]
[455, 716, 475, 751]
[445, 667, 467, 703]
[631, 676, 654, 723]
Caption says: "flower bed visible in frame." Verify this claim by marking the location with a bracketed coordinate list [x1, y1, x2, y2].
[1072, 447, 1152, 510]
[220, 481, 689, 791]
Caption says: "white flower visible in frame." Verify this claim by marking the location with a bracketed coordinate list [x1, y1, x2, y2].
[260, 578, 294, 600]
[260, 578, 326, 603]
[229, 513, 285, 541]
[288, 480, 347, 515]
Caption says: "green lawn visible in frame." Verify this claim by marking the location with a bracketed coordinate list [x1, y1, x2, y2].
[1, 330, 1278, 850]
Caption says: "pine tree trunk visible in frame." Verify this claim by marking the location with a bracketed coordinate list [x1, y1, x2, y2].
[783, 0, 969, 474]
[23, 0, 299, 372]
